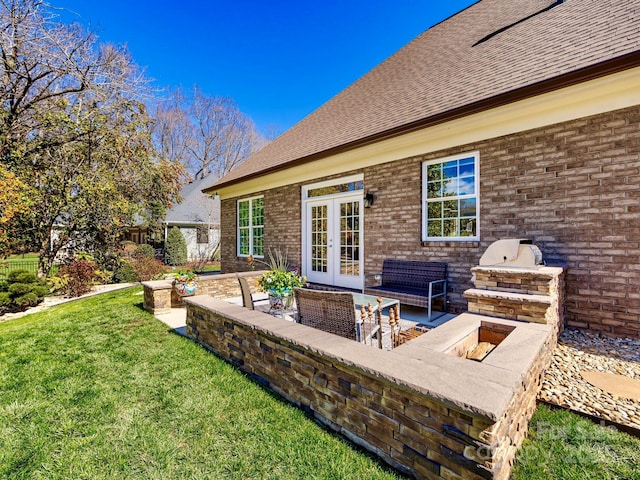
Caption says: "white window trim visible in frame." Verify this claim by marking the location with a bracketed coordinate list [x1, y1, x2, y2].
[422, 151, 480, 242]
[237, 195, 264, 258]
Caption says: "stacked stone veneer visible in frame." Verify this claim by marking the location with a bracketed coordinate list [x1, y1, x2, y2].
[185, 296, 556, 479]
[463, 266, 566, 339]
[220, 105, 640, 337]
[142, 271, 265, 315]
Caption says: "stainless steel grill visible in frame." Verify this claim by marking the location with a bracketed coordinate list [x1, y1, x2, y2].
[479, 239, 543, 268]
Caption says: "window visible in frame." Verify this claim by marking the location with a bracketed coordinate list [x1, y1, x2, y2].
[306, 180, 364, 198]
[196, 225, 209, 244]
[422, 152, 479, 241]
[237, 196, 264, 257]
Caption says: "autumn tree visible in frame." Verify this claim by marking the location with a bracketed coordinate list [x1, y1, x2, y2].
[0, 165, 31, 257]
[0, 0, 183, 274]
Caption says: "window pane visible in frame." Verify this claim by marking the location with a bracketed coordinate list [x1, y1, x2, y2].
[428, 202, 442, 219]
[460, 218, 476, 237]
[239, 229, 250, 255]
[197, 226, 209, 244]
[460, 198, 476, 217]
[442, 178, 457, 197]
[252, 198, 264, 226]
[428, 220, 442, 237]
[307, 180, 364, 198]
[253, 227, 264, 256]
[443, 219, 458, 237]
[427, 181, 442, 199]
[443, 162, 457, 178]
[459, 176, 475, 195]
[459, 158, 475, 177]
[427, 164, 441, 181]
[238, 201, 250, 227]
[443, 200, 458, 218]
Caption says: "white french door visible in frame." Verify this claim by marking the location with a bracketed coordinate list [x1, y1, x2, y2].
[304, 194, 363, 289]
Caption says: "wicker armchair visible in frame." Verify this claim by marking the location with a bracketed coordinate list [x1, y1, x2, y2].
[294, 288, 365, 341]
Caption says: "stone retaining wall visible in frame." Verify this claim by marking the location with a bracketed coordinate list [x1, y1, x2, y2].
[185, 297, 555, 479]
[141, 270, 265, 315]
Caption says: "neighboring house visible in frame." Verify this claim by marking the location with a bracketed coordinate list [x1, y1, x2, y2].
[122, 214, 149, 245]
[204, 0, 640, 337]
[165, 175, 220, 262]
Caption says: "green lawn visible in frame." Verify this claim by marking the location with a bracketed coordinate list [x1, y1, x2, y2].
[1, 287, 638, 479]
[512, 405, 640, 480]
[0, 287, 401, 479]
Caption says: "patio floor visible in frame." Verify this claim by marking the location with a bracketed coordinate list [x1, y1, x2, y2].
[155, 298, 455, 351]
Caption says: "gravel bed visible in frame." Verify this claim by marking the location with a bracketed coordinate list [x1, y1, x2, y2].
[540, 328, 640, 429]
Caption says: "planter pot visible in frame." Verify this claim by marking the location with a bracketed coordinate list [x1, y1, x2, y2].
[268, 291, 293, 310]
[174, 280, 197, 297]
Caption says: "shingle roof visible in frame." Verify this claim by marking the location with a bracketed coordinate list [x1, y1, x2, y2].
[210, 0, 640, 190]
[166, 175, 220, 224]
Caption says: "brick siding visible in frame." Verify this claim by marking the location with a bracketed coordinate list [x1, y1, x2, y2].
[220, 105, 640, 337]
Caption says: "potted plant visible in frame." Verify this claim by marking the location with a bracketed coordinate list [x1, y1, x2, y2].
[253, 250, 306, 309]
[173, 268, 198, 296]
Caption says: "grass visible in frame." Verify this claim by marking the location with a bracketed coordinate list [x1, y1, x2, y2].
[0, 287, 401, 479]
[512, 405, 640, 479]
[1, 287, 639, 479]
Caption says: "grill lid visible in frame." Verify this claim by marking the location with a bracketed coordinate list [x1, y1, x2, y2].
[479, 239, 543, 268]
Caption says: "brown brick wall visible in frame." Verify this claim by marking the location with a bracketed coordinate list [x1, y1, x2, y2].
[220, 105, 640, 337]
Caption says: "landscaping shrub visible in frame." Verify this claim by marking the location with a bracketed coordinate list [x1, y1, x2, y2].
[56, 259, 100, 297]
[0, 269, 47, 314]
[111, 255, 166, 282]
[165, 226, 187, 266]
[131, 254, 166, 281]
[112, 258, 138, 283]
[133, 244, 155, 258]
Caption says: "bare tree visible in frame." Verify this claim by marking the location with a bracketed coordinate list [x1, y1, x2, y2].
[0, 0, 148, 163]
[152, 86, 266, 181]
[151, 88, 193, 168]
[188, 87, 266, 180]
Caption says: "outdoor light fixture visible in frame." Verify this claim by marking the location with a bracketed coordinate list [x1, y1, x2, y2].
[364, 191, 375, 208]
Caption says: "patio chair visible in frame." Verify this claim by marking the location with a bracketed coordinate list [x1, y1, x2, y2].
[236, 275, 269, 310]
[294, 288, 379, 345]
[237, 275, 255, 309]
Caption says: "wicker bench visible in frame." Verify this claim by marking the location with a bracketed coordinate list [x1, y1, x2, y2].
[363, 259, 447, 321]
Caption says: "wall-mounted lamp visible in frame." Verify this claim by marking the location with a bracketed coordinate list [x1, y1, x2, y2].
[364, 191, 375, 208]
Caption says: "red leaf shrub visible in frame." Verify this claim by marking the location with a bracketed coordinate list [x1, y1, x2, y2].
[57, 259, 100, 297]
[130, 254, 166, 281]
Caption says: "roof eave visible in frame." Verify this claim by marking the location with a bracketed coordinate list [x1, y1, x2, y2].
[203, 50, 640, 194]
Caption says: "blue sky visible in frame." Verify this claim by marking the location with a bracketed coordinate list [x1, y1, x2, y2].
[56, 1, 476, 135]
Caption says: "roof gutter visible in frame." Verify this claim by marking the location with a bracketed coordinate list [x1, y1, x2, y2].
[204, 50, 640, 194]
